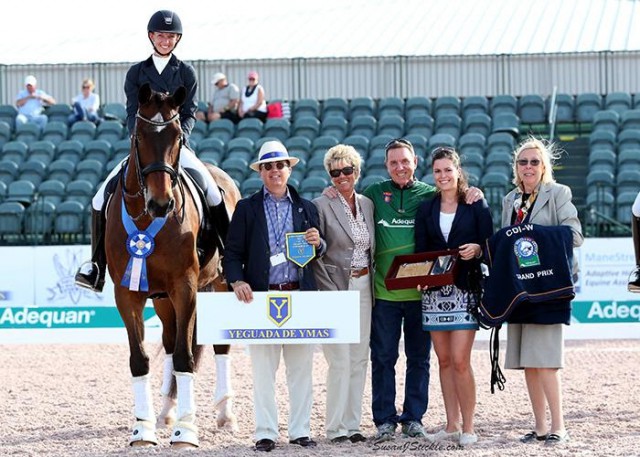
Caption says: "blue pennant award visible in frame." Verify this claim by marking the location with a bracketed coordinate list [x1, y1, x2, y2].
[120, 199, 167, 292]
[285, 232, 315, 268]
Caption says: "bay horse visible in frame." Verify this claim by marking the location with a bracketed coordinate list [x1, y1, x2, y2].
[104, 83, 240, 447]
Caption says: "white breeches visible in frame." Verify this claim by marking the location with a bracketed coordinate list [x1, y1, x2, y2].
[632, 191, 640, 217]
[92, 146, 222, 210]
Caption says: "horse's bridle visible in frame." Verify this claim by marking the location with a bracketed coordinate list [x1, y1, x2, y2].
[123, 110, 186, 221]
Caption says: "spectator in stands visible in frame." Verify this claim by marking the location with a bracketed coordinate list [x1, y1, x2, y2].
[627, 192, 640, 292]
[205, 72, 240, 124]
[15, 75, 56, 130]
[75, 10, 229, 294]
[415, 147, 493, 447]
[68, 78, 102, 125]
[311, 144, 375, 444]
[224, 140, 325, 452]
[501, 137, 583, 446]
[238, 70, 267, 122]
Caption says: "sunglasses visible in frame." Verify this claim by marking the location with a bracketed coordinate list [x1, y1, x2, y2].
[329, 166, 355, 178]
[385, 138, 414, 152]
[82, 86, 91, 89]
[516, 159, 541, 167]
[261, 161, 289, 171]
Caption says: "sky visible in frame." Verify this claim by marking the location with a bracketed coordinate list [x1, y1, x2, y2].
[4, 0, 640, 65]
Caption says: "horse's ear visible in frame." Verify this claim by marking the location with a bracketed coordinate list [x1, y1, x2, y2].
[172, 86, 187, 108]
[138, 83, 152, 105]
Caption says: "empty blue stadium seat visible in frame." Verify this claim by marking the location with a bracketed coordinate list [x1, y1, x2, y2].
[546, 93, 575, 123]
[519, 94, 546, 124]
[0, 105, 18, 132]
[41, 121, 68, 146]
[377, 115, 405, 138]
[46, 104, 73, 124]
[208, 118, 235, 142]
[588, 149, 616, 174]
[349, 97, 376, 119]
[463, 113, 491, 138]
[293, 99, 320, 120]
[490, 95, 517, 117]
[592, 110, 620, 135]
[405, 96, 432, 119]
[434, 96, 461, 118]
[377, 97, 405, 119]
[15, 122, 41, 145]
[320, 117, 348, 142]
[576, 93, 603, 123]
[621, 110, 640, 131]
[617, 129, 640, 153]
[322, 98, 349, 121]
[349, 115, 377, 139]
[589, 130, 616, 151]
[491, 113, 520, 137]
[462, 96, 489, 120]
[292, 117, 321, 141]
[310, 135, 339, 157]
[405, 114, 434, 138]
[605, 92, 632, 115]
[435, 113, 462, 139]
[263, 118, 291, 142]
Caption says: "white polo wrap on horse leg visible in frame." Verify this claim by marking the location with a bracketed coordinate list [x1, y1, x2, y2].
[156, 354, 177, 429]
[214, 354, 233, 405]
[171, 371, 199, 447]
[160, 354, 174, 396]
[130, 374, 158, 446]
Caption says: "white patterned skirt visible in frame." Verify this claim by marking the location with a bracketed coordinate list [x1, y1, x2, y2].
[421, 284, 479, 331]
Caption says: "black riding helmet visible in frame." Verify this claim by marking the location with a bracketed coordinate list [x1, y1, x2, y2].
[147, 10, 183, 56]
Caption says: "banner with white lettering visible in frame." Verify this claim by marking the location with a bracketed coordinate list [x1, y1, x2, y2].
[196, 291, 360, 344]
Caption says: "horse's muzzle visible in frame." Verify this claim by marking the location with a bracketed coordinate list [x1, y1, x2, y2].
[147, 198, 175, 218]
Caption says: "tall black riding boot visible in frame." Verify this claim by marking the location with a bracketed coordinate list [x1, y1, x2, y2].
[75, 209, 107, 292]
[210, 199, 230, 256]
[628, 216, 640, 292]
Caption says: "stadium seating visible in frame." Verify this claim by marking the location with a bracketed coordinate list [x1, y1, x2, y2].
[405, 114, 434, 138]
[240, 176, 263, 196]
[0, 160, 19, 185]
[69, 121, 96, 145]
[208, 119, 235, 142]
[349, 97, 376, 119]
[292, 116, 321, 141]
[461, 96, 489, 120]
[24, 200, 55, 243]
[462, 113, 491, 138]
[342, 135, 370, 159]
[293, 99, 320, 120]
[377, 97, 405, 119]
[96, 120, 125, 144]
[349, 115, 377, 139]
[490, 95, 517, 117]
[53, 200, 86, 242]
[434, 113, 462, 139]
[75, 159, 105, 186]
[46, 104, 73, 124]
[605, 92, 632, 115]
[41, 121, 68, 146]
[618, 148, 640, 169]
[0, 201, 25, 241]
[101, 103, 127, 123]
[310, 135, 339, 157]
[322, 98, 349, 120]
[377, 115, 405, 138]
[592, 110, 620, 135]
[621, 110, 640, 131]
[18, 160, 47, 187]
[616, 191, 637, 225]
[518, 94, 546, 124]
[546, 93, 575, 123]
[616, 169, 640, 195]
[588, 149, 616, 174]
[14, 122, 41, 145]
[37, 179, 66, 206]
[0, 105, 18, 131]
[617, 129, 640, 153]
[28, 140, 56, 165]
[320, 116, 348, 141]
[2, 141, 29, 165]
[434, 96, 460, 118]
[405, 96, 431, 119]
[285, 136, 312, 157]
[576, 93, 603, 123]
[65, 180, 95, 207]
[263, 118, 291, 142]
[6, 179, 36, 205]
[56, 140, 85, 163]
[83, 139, 113, 165]
[236, 118, 264, 143]
[0, 121, 10, 149]
[428, 133, 456, 152]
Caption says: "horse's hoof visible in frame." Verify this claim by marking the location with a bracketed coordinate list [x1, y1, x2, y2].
[170, 421, 199, 448]
[129, 420, 158, 446]
[171, 441, 199, 449]
[216, 412, 239, 433]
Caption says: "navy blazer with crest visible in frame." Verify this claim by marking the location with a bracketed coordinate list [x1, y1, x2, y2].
[415, 195, 494, 290]
[223, 185, 325, 292]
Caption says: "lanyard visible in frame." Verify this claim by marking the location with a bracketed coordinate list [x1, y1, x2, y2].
[266, 197, 291, 250]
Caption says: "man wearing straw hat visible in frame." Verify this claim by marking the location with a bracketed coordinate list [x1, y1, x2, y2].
[223, 140, 326, 452]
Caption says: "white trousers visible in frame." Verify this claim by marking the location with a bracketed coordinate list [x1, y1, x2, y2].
[249, 343, 314, 442]
[92, 145, 221, 210]
[323, 273, 372, 439]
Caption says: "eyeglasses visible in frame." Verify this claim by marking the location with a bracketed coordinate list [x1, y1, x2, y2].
[329, 166, 355, 178]
[516, 159, 541, 167]
[248, 77, 256, 81]
[261, 161, 289, 171]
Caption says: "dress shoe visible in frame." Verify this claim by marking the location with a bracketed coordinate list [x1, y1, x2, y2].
[331, 435, 349, 444]
[289, 436, 317, 447]
[349, 432, 367, 443]
[255, 438, 276, 452]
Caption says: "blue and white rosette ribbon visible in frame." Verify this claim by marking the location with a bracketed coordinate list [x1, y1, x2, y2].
[120, 198, 167, 291]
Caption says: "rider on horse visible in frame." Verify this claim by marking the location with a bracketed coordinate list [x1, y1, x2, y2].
[75, 10, 230, 292]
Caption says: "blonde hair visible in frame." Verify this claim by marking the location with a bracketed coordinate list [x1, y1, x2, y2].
[512, 136, 560, 188]
[82, 78, 95, 90]
[323, 144, 362, 181]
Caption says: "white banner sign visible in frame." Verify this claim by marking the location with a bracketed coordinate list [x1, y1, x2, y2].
[196, 290, 360, 344]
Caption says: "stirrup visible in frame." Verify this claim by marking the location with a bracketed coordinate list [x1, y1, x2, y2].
[75, 261, 105, 292]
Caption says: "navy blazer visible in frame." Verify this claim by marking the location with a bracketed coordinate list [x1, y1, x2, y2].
[124, 54, 198, 142]
[415, 195, 494, 290]
[223, 185, 325, 291]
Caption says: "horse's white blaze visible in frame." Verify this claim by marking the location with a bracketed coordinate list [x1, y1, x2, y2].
[150, 112, 167, 132]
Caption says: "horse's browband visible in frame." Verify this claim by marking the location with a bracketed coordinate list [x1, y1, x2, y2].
[136, 111, 180, 127]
